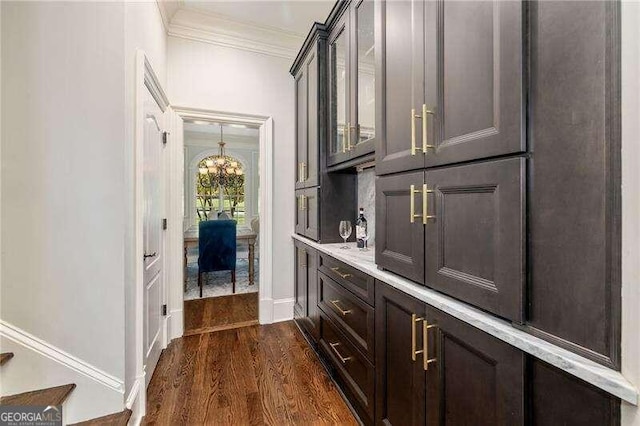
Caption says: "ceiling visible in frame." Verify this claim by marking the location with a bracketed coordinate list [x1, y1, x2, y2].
[179, 1, 336, 37]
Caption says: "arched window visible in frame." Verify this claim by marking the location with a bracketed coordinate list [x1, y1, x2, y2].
[196, 154, 246, 224]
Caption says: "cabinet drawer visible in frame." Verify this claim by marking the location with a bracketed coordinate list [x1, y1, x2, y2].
[318, 271, 375, 361]
[318, 254, 375, 306]
[320, 313, 375, 423]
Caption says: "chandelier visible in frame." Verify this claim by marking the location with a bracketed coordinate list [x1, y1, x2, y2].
[198, 125, 243, 189]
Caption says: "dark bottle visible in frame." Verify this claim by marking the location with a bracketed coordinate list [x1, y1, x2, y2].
[356, 208, 368, 249]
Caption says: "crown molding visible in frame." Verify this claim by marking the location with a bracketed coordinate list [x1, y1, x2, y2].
[167, 8, 304, 60]
[156, 0, 182, 32]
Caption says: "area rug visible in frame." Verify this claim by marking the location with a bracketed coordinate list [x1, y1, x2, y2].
[184, 245, 259, 300]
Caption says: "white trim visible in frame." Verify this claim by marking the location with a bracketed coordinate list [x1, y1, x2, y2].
[167, 8, 303, 61]
[125, 375, 144, 426]
[144, 56, 170, 113]
[0, 320, 124, 393]
[171, 107, 274, 330]
[272, 298, 295, 323]
[125, 377, 141, 409]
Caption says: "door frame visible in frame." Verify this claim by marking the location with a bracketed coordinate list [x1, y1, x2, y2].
[132, 51, 170, 418]
[170, 106, 274, 330]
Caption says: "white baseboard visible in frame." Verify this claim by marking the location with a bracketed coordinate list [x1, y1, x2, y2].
[272, 298, 295, 323]
[126, 376, 144, 426]
[0, 320, 124, 423]
[0, 320, 124, 392]
[168, 308, 183, 341]
[259, 297, 274, 324]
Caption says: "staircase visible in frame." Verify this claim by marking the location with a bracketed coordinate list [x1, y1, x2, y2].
[0, 352, 132, 425]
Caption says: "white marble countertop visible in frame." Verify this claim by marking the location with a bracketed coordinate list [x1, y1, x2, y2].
[292, 234, 638, 405]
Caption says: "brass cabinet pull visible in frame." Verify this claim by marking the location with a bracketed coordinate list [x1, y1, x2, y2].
[298, 162, 302, 182]
[301, 162, 307, 182]
[410, 184, 423, 223]
[331, 266, 352, 279]
[422, 321, 438, 370]
[330, 299, 352, 316]
[301, 195, 306, 210]
[300, 248, 307, 267]
[329, 342, 352, 364]
[411, 108, 421, 156]
[346, 122, 353, 151]
[423, 184, 435, 223]
[422, 104, 435, 154]
[411, 313, 425, 361]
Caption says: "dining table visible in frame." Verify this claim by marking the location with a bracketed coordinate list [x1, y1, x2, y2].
[183, 226, 258, 289]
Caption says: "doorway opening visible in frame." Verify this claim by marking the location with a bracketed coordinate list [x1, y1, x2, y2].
[172, 108, 273, 337]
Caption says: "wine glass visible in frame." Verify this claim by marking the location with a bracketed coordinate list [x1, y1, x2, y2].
[360, 233, 370, 252]
[339, 221, 352, 249]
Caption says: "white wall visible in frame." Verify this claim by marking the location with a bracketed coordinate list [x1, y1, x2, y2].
[184, 134, 260, 229]
[168, 37, 295, 302]
[123, 0, 167, 414]
[621, 2, 640, 425]
[1, 1, 126, 420]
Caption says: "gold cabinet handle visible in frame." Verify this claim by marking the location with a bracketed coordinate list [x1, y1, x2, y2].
[423, 184, 435, 223]
[422, 321, 438, 370]
[411, 108, 421, 156]
[410, 184, 423, 223]
[330, 299, 352, 316]
[301, 162, 307, 182]
[301, 195, 306, 210]
[422, 104, 435, 154]
[342, 124, 348, 153]
[298, 162, 302, 182]
[331, 266, 352, 279]
[346, 122, 353, 151]
[411, 313, 425, 361]
[300, 248, 307, 267]
[329, 342, 352, 364]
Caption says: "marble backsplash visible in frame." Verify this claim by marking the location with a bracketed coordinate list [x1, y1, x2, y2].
[357, 167, 376, 246]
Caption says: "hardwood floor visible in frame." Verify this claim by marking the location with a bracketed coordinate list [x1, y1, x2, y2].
[184, 293, 258, 336]
[144, 322, 357, 425]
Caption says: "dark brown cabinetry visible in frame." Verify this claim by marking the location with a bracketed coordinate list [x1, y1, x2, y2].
[292, 23, 357, 243]
[375, 0, 524, 176]
[375, 282, 525, 425]
[294, 28, 322, 189]
[294, 240, 319, 341]
[526, 0, 621, 367]
[328, 0, 376, 168]
[376, 158, 525, 322]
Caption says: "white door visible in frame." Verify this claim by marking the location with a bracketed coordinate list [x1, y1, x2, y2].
[143, 89, 164, 387]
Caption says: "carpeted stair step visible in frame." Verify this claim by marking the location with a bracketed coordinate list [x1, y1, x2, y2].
[0, 352, 14, 366]
[0, 383, 76, 406]
[70, 409, 133, 426]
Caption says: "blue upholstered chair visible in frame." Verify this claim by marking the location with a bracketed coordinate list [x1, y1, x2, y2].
[198, 220, 237, 297]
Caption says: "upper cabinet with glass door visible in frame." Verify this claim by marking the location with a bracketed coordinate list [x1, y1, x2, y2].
[328, 0, 376, 168]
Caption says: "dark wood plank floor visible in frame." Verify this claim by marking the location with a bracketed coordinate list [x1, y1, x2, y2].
[144, 322, 357, 425]
[184, 293, 258, 336]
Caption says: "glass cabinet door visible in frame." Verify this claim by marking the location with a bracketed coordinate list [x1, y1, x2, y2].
[354, 0, 375, 147]
[329, 24, 349, 159]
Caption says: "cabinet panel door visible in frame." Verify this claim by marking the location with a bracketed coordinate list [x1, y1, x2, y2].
[375, 0, 426, 175]
[294, 242, 308, 319]
[295, 69, 307, 190]
[349, 0, 376, 160]
[529, 359, 619, 426]
[328, 15, 352, 167]
[303, 187, 320, 241]
[375, 171, 425, 284]
[424, 0, 524, 167]
[305, 50, 320, 187]
[527, 0, 620, 366]
[425, 158, 525, 322]
[426, 307, 525, 426]
[375, 282, 426, 425]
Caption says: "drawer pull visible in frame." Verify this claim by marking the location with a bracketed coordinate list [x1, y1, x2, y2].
[422, 104, 435, 154]
[329, 342, 352, 364]
[331, 267, 352, 279]
[411, 313, 425, 361]
[423, 321, 438, 371]
[330, 299, 352, 316]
